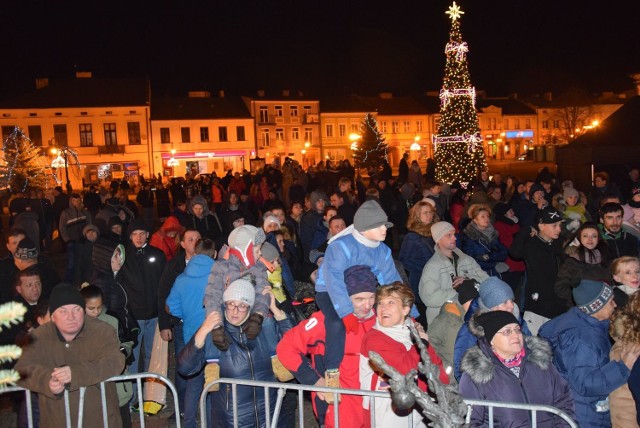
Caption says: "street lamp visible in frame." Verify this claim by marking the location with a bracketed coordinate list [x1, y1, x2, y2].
[410, 135, 421, 151]
[49, 138, 74, 193]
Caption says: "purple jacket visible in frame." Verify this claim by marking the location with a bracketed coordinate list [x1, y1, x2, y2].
[460, 321, 575, 427]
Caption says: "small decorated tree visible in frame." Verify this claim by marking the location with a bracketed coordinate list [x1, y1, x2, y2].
[352, 113, 388, 175]
[1, 126, 50, 192]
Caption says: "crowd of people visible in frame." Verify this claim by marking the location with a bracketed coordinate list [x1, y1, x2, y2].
[3, 157, 640, 427]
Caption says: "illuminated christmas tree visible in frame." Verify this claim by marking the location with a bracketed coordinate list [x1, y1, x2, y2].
[1, 126, 50, 192]
[352, 113, 388, 174]
[433, 2, 487, 185]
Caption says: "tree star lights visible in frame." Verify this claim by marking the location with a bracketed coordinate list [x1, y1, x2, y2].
[446, 1, 464, 21]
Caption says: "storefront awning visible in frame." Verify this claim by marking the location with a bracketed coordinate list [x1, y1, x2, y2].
[161, 150, 247, 160]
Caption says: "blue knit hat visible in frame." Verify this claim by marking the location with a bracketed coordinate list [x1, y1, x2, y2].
[573, 279, 613, 315]
[479, 277, 514, 309]
[344, 265, 378, 296]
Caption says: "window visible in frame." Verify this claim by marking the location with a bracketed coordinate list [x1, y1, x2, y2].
[127, 122, 141, 145]
[54, 124, 68, 146]
[261, 129, 270, 147]
[275, 128, 284, 140]
[492, 118, 497, 129]
[392, 121, 399, 133]
[338, 124, 346, 137]
[218, 126, 228, 142]
[503, 119, 509, 129]
[275, 105, 283, 117]
[2, 125, 16, 143]
[104, 123, 117, 145]
[351, 123, 359, 132]
[259, 106, 269, 123]
[160, 128, 170, 144]
[79, 124, 93, 147]
[325, 124, 333, 137]
[27, 125, 42, 146]
[236, 126, 246, 141]
[304, 128, 312, 142]
[292, 127, 299, 140]
[381, 121, 387, 133]
[290, 106, 298, 117]
[514, 119, 520, 129]
[525, 119, 531, 129]
[181, 127, 191, 143]
[303, 105, 312, 115]
[404, 121, 411, 132]
[416, 121, 423, 132]
[542, 120, 549, 129]
[200, 127, 209, 142]
[553, 120, 560, 129]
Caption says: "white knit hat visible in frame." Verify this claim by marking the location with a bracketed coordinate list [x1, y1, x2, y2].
[223, 279, 255, 309]
[431, 221, 455, 244]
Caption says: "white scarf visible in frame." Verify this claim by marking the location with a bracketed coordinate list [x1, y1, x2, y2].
[373, 318, 414, 350]
[327, 224, 380, 248]
[619, 284, 639, 296]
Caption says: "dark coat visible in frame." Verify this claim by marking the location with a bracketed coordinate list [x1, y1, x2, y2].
[116, 243, 166, 320]
[539, 307, 629, 427]
[509, 227, 566, 319]
[178, 315, 292, 428]
[554, 254, 611, 310]
[460, 224, 508, 276]
[157, 252, 187, 330]
[398, 231, 434, 295]
[460, 334, 575, 427]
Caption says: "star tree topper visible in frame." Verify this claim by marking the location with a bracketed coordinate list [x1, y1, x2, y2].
[446, 1, 464, 21]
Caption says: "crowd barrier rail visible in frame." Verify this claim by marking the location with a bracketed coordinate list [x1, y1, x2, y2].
[1, 373, 577, 428]
[200, 377, 578, 428]
[1, 372, 181, 428]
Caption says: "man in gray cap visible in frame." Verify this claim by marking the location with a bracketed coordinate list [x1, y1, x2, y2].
[314, 200, 404, 386]
[15, 284, 124, 427]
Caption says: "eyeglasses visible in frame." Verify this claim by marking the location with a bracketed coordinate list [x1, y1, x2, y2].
[225, 302, 250, 312]
[496, 327, 522, 337]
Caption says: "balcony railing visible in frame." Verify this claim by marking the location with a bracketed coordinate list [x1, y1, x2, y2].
[98, 145, 126, 154]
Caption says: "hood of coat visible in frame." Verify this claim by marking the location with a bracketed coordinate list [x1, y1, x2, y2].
[91, 238, 119, 275]
[184, 254, 214, 279]
[461, 336, 552, 384]
[160, 215, 184, 234]
[190, 195, 211, 216]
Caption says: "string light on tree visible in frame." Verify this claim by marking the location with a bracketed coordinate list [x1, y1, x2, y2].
[1, 126, 51, 192]
[433, 1, 487, 185]
[351, 113, 388, 174]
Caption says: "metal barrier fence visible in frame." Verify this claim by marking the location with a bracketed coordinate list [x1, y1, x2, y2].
[199, 377, 578, 428]
[0, 373, 181, 428]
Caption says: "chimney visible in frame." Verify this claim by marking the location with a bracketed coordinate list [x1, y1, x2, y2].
[297, 90, 304, 97]
[544, 92, 553, 102]
[510, 92, 518, 99]
[188, 91, 211, 98]
[218, 90, 225, 98]
[257, 89, 265, 97]
[282, 89, 290, 97]
[379, 92, 393, 99]
[631, 73, 640, 96]
[35, 77, 49, 89]
[75, 71, 92, 78]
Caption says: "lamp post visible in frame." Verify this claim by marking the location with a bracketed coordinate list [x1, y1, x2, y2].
[49, 138, 73, 193]
[349, 133, 361, 178]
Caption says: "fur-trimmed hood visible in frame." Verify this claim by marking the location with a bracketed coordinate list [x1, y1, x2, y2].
[461, 336, 553, 384]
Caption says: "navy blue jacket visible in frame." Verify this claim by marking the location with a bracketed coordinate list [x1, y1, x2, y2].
[178, 315, 293, 428]
[459, 224, 508, 276]
[398, 231, 434, 295]
[539, 307, 630, 427]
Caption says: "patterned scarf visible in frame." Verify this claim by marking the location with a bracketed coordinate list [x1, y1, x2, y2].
[494, 347, 525, 377]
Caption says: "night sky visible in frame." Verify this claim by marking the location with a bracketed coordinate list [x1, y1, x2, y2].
[3, 0, 639, 100]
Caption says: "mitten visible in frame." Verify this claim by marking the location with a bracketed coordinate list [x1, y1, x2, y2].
[243, 313, 264, 340]
[211, 326, 231, 351]
[343, 313, 359, 334]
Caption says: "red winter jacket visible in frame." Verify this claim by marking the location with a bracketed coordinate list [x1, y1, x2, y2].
[277, 310, 376, 428]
